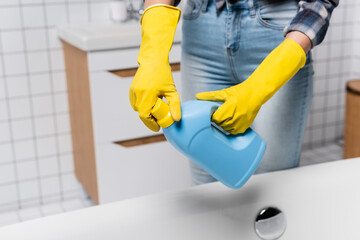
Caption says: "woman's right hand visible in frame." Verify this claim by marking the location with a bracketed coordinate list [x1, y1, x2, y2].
[129, 5, 182, 132]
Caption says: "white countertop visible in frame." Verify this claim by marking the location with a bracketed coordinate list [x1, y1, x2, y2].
[57, 21, 182, 52]
[1, 158, 360, 239]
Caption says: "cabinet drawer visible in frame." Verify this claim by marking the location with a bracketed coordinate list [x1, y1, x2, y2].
[95, 140, 190, 203]
[90, 68, 182, 142]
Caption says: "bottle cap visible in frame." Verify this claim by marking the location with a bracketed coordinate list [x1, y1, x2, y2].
[151, 98, 174, 128]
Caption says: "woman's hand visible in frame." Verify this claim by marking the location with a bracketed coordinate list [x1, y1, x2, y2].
[129, 5, 181, 132]
[197, 39, 307, 134]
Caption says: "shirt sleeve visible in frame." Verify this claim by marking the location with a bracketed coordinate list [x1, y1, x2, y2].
[284, 0, 339, 47]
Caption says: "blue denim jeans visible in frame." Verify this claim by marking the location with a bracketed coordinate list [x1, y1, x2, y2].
[181, 0, 314, 185]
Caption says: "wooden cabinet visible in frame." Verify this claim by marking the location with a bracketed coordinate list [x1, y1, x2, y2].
[344, 80, 360, 159]
[62, 41, 190, 204]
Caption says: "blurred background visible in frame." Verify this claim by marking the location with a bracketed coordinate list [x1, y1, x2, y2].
[0, 0, 359, 227]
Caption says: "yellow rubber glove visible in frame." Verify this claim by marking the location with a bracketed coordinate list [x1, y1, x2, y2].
[196, 39, 306, 135]
[129, 5, 181, 132]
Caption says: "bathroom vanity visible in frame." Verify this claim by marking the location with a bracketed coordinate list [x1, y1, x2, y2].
[57, 22, 190, 204]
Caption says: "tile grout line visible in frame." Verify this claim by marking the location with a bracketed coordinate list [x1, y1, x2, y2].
[0, 171, 77, 188]
[18, 1, 44, 207]
[42, 0, 68, 203]
[0, 15, 22, 211]
[334, 4, 349, 141]
[0, 150, 73, 167]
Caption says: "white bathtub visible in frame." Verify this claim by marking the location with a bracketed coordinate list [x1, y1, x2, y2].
[1, 158, 360, 240]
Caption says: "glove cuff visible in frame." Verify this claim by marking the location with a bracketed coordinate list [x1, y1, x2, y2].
[243, 38, 307, 103]
[283, 38, 306, 69]
[138, 5, 181, 65]
[141, 5, 181, 24]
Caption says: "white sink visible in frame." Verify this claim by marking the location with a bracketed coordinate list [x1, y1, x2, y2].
[1, 158, 359, 239]
[57, 21, 182, 51]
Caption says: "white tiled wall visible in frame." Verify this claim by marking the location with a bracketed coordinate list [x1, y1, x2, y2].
[351, 2, 360, 79]
[0, 0, 359, 213]
[303, 0, 360, 149]
[0, 0, 111, 212]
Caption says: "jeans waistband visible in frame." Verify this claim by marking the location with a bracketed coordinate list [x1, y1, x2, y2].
[228, 0, 254, 8]
[204, 0, 256, 17]
[206, 0, 294, 10]
[206, 0, 255, 9]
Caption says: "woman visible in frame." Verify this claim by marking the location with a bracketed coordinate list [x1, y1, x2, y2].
[129, 0, 339, 185]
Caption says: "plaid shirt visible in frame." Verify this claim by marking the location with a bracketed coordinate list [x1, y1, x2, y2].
[175, 0, 339, 47]
[284, 0, 339, 46]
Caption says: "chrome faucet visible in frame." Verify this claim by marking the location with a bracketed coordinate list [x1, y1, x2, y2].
[125, 0, 144, 21]
[109, 0, 144, 23]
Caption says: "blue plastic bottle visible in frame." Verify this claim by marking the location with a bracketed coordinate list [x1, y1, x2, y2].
[151, 98, 266, 189]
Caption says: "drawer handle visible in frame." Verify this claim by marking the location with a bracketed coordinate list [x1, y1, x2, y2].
[110, 63, 180, 78]
[114, 134, 166, 147]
